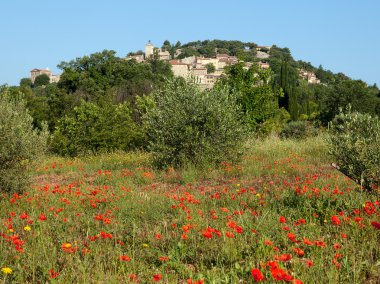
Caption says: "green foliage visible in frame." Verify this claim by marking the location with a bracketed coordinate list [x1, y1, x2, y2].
[217, 62, 279, 130]
[0, 88, 48, 193]
[328, 109, 380, 191]
[20, 78, 32, 88]
[179, 39, 257, 61]
[22, 84, 80, 131]
[257, 107, 290, 137]
[319, 80, 380, 124]
[144, 79, 246, 168]
[33, 74, 50, 87]
[205, 63, 216, 74]
[58, 50, 172, 104]
[51, 101, 144, 156]
[279, 121, 318, 140]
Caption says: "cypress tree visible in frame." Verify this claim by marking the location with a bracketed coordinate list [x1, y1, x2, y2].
[288, 87, 299, 120]
[279, 60, 289, 110]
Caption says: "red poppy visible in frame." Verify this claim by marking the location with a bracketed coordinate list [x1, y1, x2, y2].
[275, 254, 292, 262]
[331, 215, 340, 225]
[225, 231, 234, 238]
[120, 255, 131, 261]
[279, 216, 286, 223]
[303, 238, 313, 245]
[333, 243, 341, 250]
[38, 213, 47, 221]
[270, 267, 287, 281]
[293, 247, 305, 256]
[251, 268, 265, 282]
[153, 274, 162, 282]
[371, 221, 380, 230]
[364, 202, 375, 215]
[305, 259, 314, 267]
[49, 269, 59, 279]
[19, 212, 29, 220]
[129, 274, 137, 282]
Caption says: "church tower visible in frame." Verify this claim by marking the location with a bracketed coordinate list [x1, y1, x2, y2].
[145, 40, 154, 59]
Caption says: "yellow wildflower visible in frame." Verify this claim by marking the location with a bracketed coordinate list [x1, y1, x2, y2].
[1, 267, 12, 274]
[24, 226, 31, 231]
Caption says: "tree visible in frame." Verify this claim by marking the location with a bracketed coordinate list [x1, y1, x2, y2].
[288, 86, 299, 120]
[20, 78, 32, 88]
[57, 50, 172, 105]
[0, 88, 48, 193]
[33, 74, 50, 87]
[279, 60, 289, 109]
[319, 79, 380, 123]
[51, 100, 144, 156]
[162, 40, 171, 51]
[217, 62, 279, 129]
[328, 110, 379, 192]
[205, 63, 216, 74]
[144, 79, 246, 168]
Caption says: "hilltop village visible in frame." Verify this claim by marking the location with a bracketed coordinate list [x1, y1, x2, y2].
[125, 41, 320, 89]
[30, 41, 320, 88]
[126, 41, 271, 89]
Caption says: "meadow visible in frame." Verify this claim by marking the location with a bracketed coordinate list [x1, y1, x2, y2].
[1, 135, 379, 283]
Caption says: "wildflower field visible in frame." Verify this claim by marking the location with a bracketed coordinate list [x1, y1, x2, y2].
[1, 135, 379, 283]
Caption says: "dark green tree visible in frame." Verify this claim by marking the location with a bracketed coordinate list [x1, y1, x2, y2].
[20, 78, 32, 88]
[51, 100, 143, 156]
[0, 88, 48, 193]
[217, 62, 279, 128]
[144, 79, 246, 168]
[162, 40, 171, 51]
[33, 74, 50, 87]
[174, 41, 181, 48]
[279, 60, 289, 109]
[205, 63, 216, 74]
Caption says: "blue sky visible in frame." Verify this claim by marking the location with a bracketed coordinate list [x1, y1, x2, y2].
[1, 0, 379, 86]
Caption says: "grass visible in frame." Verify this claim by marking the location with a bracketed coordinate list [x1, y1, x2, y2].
[1, 135, 379, 283]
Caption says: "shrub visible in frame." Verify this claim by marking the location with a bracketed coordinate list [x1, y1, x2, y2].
[144, 79, 246, 168]
[0, 88, 48, 193]
[51, 101, 144, 156]
[279, 121, 317, 139]
[327, 110, 380, 191]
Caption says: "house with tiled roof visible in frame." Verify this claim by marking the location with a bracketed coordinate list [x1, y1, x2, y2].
[30, 68, 60, 84]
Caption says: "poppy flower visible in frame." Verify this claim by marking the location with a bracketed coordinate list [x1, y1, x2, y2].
[279, 216, 286, 223]
[270, 267, 288, 281]
[19, 212, 29, 220]
[153, 274, 162, 282]
[371, 221, 380, 230]
[38, 213, 47, 221]
[49, 269, 59, 279]
[275, 254, 292, 262]
[251, 268, 265, 282]
[331, 215, 340, 225]
[120, 255, 131, 261]
[305, 259, 314, 267]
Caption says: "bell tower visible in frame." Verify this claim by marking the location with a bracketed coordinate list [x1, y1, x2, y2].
[145, 40, 154, 59]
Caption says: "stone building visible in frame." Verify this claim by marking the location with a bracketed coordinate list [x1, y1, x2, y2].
[145, 41, 154, 59]
[30, 68, 60, 84]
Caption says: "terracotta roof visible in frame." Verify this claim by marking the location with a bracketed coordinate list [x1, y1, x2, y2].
[170, 60, 188, 66]
[30, 68, 50, 72]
